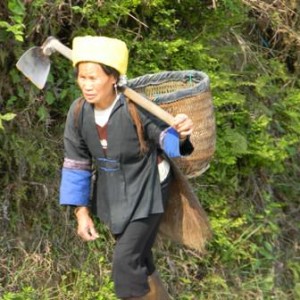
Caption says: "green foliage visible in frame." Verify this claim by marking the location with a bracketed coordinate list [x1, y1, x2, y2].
[0, 0, 299, 299]
[0, 0, 25, 42]
[57, 271, 117, 300]
[2, 286, 37, 300]
[0, 113, 16, 130]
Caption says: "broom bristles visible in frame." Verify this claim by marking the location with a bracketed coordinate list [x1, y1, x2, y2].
[158, 160, 212, 253]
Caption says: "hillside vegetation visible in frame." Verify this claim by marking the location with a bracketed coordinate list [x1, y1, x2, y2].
[0, 1, 299, 299]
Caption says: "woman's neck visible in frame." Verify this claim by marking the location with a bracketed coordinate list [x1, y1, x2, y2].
[95, 94, 117, 110]
[94, 94, 119, 111]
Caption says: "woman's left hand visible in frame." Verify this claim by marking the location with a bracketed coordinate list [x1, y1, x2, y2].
[172, 114, 194, 140]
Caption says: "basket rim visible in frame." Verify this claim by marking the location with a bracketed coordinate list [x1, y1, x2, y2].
[128, 70, 211, 104]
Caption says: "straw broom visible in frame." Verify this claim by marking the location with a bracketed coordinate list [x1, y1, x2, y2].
[158, 159, 212, 254]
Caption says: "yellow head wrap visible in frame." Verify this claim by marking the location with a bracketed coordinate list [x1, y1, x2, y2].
[72, 36, 128, 75]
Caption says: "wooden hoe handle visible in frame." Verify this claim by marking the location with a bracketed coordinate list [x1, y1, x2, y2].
[123, 87, 175, 126]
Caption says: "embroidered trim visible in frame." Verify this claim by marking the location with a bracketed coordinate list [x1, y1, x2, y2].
[63, 158, 91, 171]
[97, 157, 120, 172]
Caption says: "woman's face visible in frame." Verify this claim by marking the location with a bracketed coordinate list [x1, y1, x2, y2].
[77, 62, 116, 109]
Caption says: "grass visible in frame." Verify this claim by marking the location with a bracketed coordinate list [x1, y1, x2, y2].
[1, 161, 299, 300]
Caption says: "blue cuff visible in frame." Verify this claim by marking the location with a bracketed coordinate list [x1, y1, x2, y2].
[59, 168, 92, 206]
[161, 127, 181, 158]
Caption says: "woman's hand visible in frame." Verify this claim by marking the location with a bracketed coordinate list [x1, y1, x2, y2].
[172, 114, 194, 140]
[75, 207, 99, 241]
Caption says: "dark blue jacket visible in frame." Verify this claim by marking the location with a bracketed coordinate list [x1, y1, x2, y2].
[60, 95, 193, 234]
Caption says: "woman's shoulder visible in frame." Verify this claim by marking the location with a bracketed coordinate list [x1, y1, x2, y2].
[120, 93, 166, 127]
[68, 97, 94, 116]
[69, 97, 85, 111]
[66, 97, 87, 124]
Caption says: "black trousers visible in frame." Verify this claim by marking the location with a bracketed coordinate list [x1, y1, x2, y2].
[112, 172, 172, 299]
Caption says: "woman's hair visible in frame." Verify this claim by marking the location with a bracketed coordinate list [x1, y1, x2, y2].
[74, 62, 148, 154]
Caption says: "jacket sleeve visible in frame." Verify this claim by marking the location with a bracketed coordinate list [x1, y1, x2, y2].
[138, 107, 194, 158]
[59, 99, 92, 206]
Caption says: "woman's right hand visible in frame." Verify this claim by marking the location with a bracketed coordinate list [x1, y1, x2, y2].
[75, 207, 99, 241]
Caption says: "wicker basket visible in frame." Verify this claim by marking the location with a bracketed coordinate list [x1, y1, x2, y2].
[128, 70, 216, 178]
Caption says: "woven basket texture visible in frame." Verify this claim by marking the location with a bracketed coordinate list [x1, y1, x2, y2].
[128, 70, 216, 178]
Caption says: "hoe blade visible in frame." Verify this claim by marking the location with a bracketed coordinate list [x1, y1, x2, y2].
[16, 47, 50, 89]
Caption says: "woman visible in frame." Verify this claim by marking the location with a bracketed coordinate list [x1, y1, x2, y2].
[59, 36, 194, 299]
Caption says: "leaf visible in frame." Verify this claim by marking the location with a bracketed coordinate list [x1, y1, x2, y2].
[46, 92, 55, 105]
[37, 106, 48, 121]
[0, 21, 10, 29]
[0, 113, 16, 121]
[15, 34, 23, 42]
[8, 0, 25, 16]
